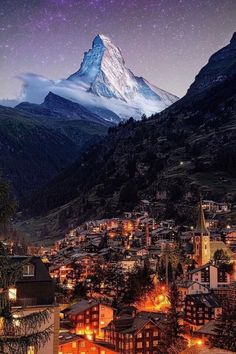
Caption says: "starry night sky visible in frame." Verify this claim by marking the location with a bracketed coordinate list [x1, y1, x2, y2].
[0, 0, 236, 99]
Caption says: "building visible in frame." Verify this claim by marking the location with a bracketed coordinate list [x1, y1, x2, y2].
[103, 312, 164, 354]
[8, 256, 59, 354]
[58, 332, 118, 354]
[188, 264, 231, 289]
[50, 260, 75, 284]
[226, 231, 236, 251]
[62, 299, 114, 338]
[193, 202, 211, 267]
[202, 200, 230, 213]
[178, 280, 209, 307]
[184, 293, 222, 330]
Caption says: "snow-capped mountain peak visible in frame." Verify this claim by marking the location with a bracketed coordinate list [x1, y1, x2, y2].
[68, 34, 136, 101]
[68, 34, 178, 111]
[17, 34, 178, 120]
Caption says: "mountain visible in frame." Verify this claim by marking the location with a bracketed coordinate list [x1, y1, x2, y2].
[0, 105, 80, 197]
[16, 35, 178, 121]
[67, 34, 178, 117]
[16, 92, 115, 125]
[0, 94, 112, 196]
[21, 33, 236, 240]
[187, 32, 236, 97]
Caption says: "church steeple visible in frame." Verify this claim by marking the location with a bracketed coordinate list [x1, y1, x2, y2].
[195, 201, 209, 235]
[193, 200, 210, 266]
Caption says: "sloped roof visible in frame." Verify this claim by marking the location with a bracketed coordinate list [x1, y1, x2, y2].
[185, 293, 221, 308]
[62, 299, 98, 315]
[104, 311, 165, 334]
[196, 320, 217, 335]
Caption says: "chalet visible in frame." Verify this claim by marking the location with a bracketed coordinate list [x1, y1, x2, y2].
[62, 299, 114, 338]
[103, 312, 164, 354]
[184, 293, 222, 331]
[58, 331, 118, 354]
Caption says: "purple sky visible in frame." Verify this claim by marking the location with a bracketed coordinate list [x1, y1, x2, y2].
[0, 0, 236, 99]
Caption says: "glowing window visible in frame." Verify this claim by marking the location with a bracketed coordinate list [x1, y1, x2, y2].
[23, 264, 35, 277]
[27, 346, 35, 354]
[8, 287, 17, 301]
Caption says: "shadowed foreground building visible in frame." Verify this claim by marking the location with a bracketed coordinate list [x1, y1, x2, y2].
[6, 256, 60, 354]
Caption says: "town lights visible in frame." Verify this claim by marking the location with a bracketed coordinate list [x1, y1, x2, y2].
[197, 339, 203, 346]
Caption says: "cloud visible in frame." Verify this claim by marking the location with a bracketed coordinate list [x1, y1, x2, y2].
[18, 73, 56, 104]
[16, 72, 141, 119]
[1, 71, 169, 120]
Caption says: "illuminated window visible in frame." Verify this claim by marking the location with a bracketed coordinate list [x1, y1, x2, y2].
[8, 287, 17, 301]
[137, 332, 142, 338]
[23, 264, 35, 277]
[80, 342, 86, 347]
[137, 342, 143, 348]
[72, 341, 77, 348]
[27, 346, 34, 354]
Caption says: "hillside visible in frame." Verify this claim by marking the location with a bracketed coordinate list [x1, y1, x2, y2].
[0, 98, 110, 197]
[16, 33, 236, 241]
[18, 72, 236, 243]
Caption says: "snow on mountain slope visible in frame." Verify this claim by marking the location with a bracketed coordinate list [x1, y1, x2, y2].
[17, 34, 178, 120]
[68, 34, 178, 115]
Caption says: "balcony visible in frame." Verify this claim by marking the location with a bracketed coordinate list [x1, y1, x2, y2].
[13, 296, 54, 307]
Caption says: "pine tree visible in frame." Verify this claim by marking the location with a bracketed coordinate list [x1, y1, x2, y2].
[158, 282, 185, 353]
[0, 178, 52, 353]
[123, 261, 154, 305]
[104, 262, 125, 303]
[0, 178, 16, 233]
[213, 299, 236, 351]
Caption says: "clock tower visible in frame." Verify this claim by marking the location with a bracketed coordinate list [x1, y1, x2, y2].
[193, 201, 210, 266]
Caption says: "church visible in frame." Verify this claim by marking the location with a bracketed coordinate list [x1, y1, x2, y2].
[193, 202, 232, 267]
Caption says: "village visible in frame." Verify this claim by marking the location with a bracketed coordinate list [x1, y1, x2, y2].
[2, 198, 236, 354]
